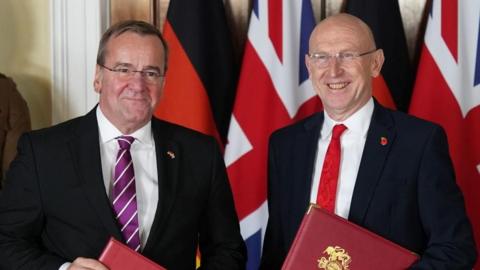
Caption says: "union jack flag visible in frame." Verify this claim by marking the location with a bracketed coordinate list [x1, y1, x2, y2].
[224, 0, 321, 268]
[409, 1, 480, 268]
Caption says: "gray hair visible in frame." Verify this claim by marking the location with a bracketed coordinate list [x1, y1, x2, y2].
[96, 20, 169, 73]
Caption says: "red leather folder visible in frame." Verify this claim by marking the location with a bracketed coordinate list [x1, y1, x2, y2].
[282, 204, 418, 269]
[99, 237, 166, 270]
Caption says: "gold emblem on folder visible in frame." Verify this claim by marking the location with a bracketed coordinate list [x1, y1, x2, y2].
[317, 246, 351, 270]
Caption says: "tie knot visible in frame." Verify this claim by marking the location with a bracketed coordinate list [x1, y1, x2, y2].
[117, 136, 135, 150]
[331, 124, 347, 140]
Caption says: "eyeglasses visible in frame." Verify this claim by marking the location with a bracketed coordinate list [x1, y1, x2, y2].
[307, 49, 378, 68]
[98, 64, 164, 84]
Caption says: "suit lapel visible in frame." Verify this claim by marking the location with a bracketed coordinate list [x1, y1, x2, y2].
[144, 119, 180, 251]
[68, 108, 122, 239]
[288, 114, 323, 236]
[348, 102, 396, 224]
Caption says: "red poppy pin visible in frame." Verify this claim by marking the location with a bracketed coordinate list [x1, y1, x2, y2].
[380, 137, 388, 146]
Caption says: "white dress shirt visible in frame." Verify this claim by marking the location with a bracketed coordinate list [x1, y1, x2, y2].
[60, 108, 159, 270]
[310, 98, 374, 219]
[96, 107, 158, 248]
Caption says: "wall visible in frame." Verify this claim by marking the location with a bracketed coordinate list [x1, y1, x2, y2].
[50, 0, 108, 124]
[0, 0, 51, 129]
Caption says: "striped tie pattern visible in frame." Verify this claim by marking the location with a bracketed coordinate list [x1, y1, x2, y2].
[112, 136, 141, 251]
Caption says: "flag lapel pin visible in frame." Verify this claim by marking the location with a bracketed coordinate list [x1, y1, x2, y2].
[166, 151, 176, 159]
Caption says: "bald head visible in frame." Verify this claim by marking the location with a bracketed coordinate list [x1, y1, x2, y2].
[309, 13, 377, 53]
[305, 13, 385, 121]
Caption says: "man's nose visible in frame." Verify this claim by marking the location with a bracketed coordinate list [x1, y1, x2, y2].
[327, 57, 343, 76]
[127, 72, 147, 89]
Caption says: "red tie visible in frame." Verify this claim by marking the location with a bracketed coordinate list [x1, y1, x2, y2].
[316, 124, 347, 212]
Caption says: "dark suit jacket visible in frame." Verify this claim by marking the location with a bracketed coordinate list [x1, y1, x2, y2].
[0, 108, 246, 270]
[260, 101, 477, 269]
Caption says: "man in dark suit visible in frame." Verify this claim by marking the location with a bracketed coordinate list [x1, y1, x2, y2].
[0, 20, 246, 270]
[260, 14, 476, 269]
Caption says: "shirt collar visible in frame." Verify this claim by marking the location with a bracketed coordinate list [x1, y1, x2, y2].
[96, 106, 154, 146]
[322, 98, 374, 139]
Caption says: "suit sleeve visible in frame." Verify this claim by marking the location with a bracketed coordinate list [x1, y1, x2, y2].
[197, 138, 247, 270]
[0, 133, 65, 270]
[410, 126, 477, 269]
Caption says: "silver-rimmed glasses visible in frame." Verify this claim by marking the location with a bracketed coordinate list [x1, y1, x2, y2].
[307, 49, 378, 68]
[98, 63, 164, 84]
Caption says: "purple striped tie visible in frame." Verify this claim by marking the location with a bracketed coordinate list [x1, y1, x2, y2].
[112, 136, 141, 251]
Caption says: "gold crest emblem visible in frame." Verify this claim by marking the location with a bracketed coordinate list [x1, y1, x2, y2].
[317, 246, 351, 270]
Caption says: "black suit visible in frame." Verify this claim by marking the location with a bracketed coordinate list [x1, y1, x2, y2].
[0, 108, 246, 270]
[261, 101, 476, 269]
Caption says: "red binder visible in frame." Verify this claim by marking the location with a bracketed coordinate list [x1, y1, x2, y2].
[99, 237, 166, 270]
[282, 204, 418, 269]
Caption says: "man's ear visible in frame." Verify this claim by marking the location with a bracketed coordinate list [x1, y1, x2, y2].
[371, 49, 385, 78]
[305, 54, 313, 78]
[161, 75, 166, 90]
[93, 65, 102, 93]
[158, 75, 166, 100]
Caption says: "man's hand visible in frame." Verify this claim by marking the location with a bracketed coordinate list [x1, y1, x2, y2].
[67, 257, 109, 270]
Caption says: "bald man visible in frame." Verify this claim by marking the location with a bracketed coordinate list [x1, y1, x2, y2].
[261, 14, 476, 269]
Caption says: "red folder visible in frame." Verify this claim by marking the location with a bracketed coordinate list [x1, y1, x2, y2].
[282, 204, 418, 269]
[99, 237, 166, 270]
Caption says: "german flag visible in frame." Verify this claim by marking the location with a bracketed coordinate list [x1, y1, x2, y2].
[345, 0, 413, 111]
[154, 0, 237, 145]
